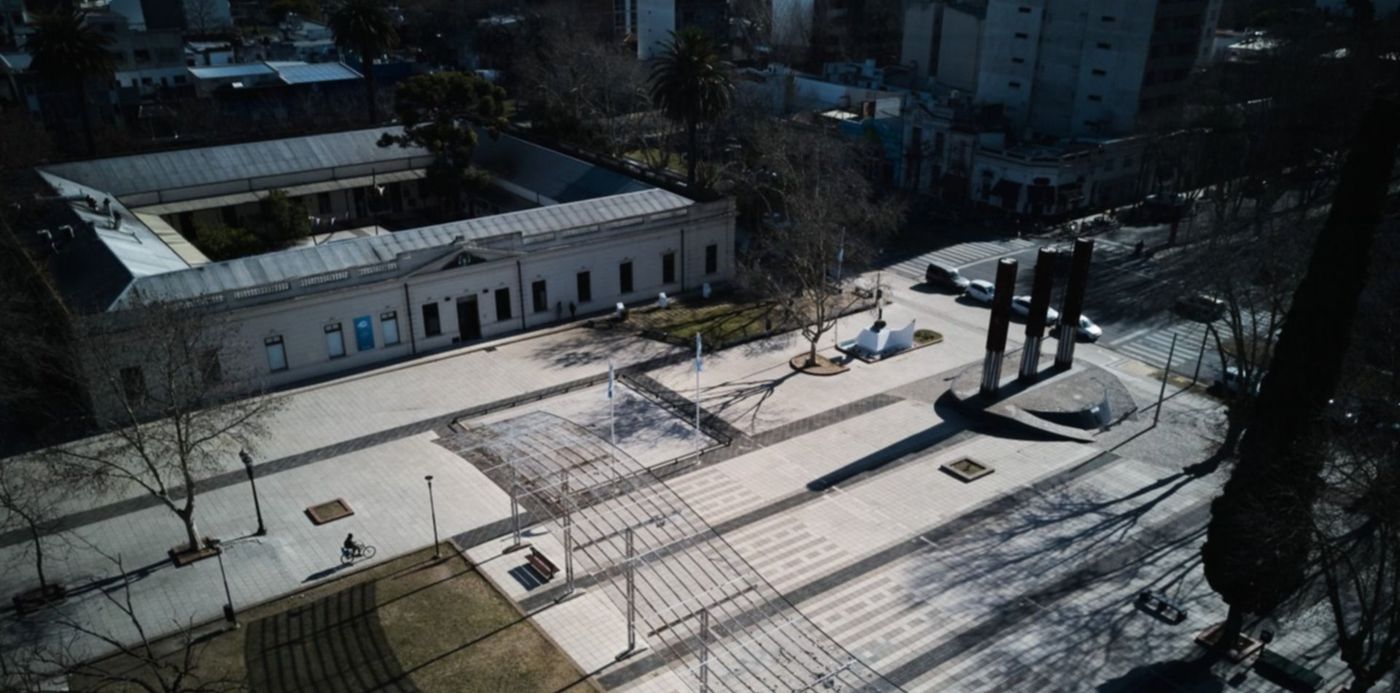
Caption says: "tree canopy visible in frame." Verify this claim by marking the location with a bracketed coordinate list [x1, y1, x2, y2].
[329, 0, 399, 124]
[648, 28, 735, 187]
[379, 71, 507, 218]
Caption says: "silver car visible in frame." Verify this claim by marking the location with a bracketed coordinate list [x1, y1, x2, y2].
[966, 280, 996, 304]
[1011, 295, 1060, 325]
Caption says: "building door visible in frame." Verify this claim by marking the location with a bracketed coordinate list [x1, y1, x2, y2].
[456, 296, 481, 341]
[389, 183, 404, 213]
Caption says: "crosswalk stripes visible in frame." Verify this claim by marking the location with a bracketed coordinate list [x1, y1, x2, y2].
[1109, 320, 1222, 379]
[884, 239, 1039, 280]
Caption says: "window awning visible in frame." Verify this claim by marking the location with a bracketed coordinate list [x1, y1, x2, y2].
[991, 179, 1022, 209]
[1027, 184, 1055, 208]
[131, 169, 428, 216]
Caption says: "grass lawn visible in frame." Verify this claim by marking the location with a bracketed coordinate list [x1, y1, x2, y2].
[622, 148, 685, 175]
[71, 546, 588, 692]
[631, 299, 786, 346]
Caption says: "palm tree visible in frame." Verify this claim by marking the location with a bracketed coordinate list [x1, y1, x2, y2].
[648, 27, 734, 188]
[27, 10, 115, 156]
[330, 0, 398, 125]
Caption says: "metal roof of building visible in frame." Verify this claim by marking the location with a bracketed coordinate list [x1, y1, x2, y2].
[274, 62, 362, 84]
[188, 63, 276, 80]
[41, 127, 432, 200]
[39, 173, 190, 277]
[114, 188, 693, 308]
[474, 133, 653, 203]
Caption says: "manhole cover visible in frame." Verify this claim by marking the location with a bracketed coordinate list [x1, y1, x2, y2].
[941, 457, 994, 482]
[306, 498, 354, 525]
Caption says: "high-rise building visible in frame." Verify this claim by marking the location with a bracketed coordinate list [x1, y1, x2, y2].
[637, 0, 728, 59]
[983, 0, 1220, 137]
[904, 0, 1220, 138]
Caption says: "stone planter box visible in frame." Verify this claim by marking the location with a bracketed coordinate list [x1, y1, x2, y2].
[1194, 622, 1264, 663]
[306, 498, 355, 525]
[941, 457, 994, 482]
[12, 583, 67, 614]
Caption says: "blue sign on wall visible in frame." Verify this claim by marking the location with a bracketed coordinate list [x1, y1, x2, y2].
[354, 316, 375, 351]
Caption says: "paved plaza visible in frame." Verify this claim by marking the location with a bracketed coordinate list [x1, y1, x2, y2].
[0, 262, 1372, 691]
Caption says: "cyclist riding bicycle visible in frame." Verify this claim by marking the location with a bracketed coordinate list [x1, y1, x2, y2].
[342, 533, 362, 558]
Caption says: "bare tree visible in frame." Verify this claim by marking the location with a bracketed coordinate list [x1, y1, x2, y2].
[11, 553, 239, 693]
[742, 123, 903, 366]
[1313, 417, 1400, 693]
[517, 17, 650, 156]
[183, 0, 229, 36]
[0, 459, 67, 602]
[45, 296, 283, 556]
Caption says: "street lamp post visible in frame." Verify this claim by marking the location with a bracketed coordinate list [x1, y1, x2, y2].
[214, 542, 236, 627]
[238, 450, 266, 536]
[425, 475, 440, 559]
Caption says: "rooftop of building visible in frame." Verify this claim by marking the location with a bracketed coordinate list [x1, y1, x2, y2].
[30, 127, 692, 314]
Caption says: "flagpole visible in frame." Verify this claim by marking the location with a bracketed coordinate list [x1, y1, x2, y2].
[835, 230, 846, 350]
[694, 334, 702, 442]
[608, 360, 616, 447]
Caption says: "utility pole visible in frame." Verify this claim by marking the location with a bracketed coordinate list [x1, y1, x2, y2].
[1155, 333, 1178, 426]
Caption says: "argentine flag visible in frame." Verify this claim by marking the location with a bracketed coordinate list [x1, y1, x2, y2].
[695, 334, 703, 373]
[607, 361, 615, 400]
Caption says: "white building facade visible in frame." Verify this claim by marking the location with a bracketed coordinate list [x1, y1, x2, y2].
[31, 128, 737, 420]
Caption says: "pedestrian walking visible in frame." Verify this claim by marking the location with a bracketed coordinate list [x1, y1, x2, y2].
[568, 301, 577, 319]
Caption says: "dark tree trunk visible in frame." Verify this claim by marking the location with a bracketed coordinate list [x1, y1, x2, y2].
[76, 80, 95, 156]
[686, 118, 698, 186]
[177, 506, 200, 554]
[28, 521, 47, 590]
[1216, 604, 1245, 654]
[362, 49, 377, 125]
[1220, 413, 1245, 456]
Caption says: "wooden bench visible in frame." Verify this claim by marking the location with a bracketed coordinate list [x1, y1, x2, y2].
[526, 548, 559, 581]
[1254, 650, 1323, 692]
[1136, 590, 1187, 624]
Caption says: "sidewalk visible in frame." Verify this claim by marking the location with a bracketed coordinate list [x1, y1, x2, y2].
[12, 326, 680, 524]
[0, 432, 513, 666]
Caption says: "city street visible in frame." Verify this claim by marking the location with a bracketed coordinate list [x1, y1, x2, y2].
[882, 218, 1237, 385]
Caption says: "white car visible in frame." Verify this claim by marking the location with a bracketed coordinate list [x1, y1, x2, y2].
[966, 280, 995, 304]
[1011, 295, 1060, 325]
[1076, 315, 1103, 341]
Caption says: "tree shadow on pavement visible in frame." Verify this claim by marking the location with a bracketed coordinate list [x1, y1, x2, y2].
[1095, 656, 1225, 692]
[525, 327, 674, 370]
[701, 372, 800, 435]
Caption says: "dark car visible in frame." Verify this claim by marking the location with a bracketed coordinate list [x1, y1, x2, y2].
[925, 262, 971, 292]
[1174, 294, 1226, 322]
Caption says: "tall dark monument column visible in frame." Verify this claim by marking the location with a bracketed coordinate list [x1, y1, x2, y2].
[981, 258, 1019, 395]
[1055, 238, 1095, 369]
[1019, 247, 1058, 381]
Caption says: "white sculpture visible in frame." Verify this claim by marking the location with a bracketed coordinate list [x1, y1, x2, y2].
[658, 292, 669, 308]
[854, 320, 916, 358]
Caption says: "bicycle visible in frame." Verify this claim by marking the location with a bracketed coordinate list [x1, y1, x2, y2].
[340, 543, 377, 565]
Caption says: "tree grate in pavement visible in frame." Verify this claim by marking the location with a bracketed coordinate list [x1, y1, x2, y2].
[245, 581, 417, 693]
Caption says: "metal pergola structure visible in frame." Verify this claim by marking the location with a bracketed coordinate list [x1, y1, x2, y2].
[436, 412, 899, 692]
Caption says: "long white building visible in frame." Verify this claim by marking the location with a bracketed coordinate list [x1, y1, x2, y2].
[28, 128, 735, 419]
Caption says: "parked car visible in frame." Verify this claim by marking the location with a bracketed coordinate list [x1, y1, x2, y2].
[1174, 294, 1227, 322]
[1076, 315, 1103, 341]
[1212, 366, 1264, 396]
[1011, 295, 1060, 325]
[966, 280, 995, 304]
[925, 262, 970, 292]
